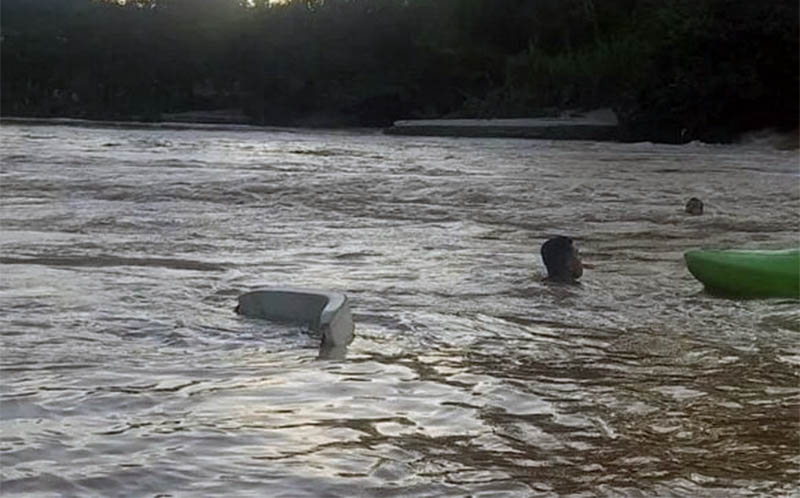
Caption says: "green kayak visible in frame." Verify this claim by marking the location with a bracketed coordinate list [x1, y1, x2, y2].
[684, 249, 800, 298]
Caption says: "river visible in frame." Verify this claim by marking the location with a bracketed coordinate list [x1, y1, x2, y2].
[1, 123, 798, 497]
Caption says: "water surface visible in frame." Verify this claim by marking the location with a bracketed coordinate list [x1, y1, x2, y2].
[1, 123, 798, 497]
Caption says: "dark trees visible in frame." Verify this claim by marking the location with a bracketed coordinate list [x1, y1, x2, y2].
[1, 0, 796, 141]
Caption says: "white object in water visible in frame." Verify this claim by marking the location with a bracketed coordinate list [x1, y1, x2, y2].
[236, 287, 355, 359]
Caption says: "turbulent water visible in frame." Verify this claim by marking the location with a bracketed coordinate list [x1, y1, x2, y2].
[1, 123, 798, 497]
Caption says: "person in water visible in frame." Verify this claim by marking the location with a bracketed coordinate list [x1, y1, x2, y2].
[685, 197, 704, 215]
[541, 236, 584, 283]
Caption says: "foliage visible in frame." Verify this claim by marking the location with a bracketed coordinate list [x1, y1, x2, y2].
[620, 0, 799, 142]
[1, 0, 796, 141]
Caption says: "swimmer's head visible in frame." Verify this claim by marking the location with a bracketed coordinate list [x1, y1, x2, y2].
[685, 197, 704, 215]
[541, 236, 583, 282]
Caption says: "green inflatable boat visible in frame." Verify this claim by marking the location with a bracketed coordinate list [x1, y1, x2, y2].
[684, 249, 800, 298]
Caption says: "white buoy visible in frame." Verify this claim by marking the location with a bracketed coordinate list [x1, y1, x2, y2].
[236, 287, 355, 359]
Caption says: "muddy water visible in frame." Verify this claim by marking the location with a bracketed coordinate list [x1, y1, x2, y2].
[1, 123, 798, 497]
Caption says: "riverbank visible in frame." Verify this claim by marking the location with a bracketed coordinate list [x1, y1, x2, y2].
[384, 109, 622, 141]
[4, 113, 795, 148]
[0, 116, 291, 133]
[2, 113, 621, 142]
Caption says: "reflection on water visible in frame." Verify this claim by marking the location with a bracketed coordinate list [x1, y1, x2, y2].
[1, 124, 798, 496]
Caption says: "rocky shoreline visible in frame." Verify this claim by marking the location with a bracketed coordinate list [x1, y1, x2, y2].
[2, 109, 621, 141]
[0, 116, 279, 133]
[384, 109, 622, 141]
[4, 112, 795, 148]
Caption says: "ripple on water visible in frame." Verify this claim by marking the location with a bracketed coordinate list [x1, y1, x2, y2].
[0, 124, 798, 496]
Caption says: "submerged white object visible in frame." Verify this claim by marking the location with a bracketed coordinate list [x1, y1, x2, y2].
[236, 287, 355, 359]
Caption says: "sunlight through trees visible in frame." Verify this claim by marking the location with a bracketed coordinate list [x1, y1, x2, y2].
[2, 0, 797, 142]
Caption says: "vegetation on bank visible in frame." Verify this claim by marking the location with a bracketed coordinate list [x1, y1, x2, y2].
[1, 0, 797, 142]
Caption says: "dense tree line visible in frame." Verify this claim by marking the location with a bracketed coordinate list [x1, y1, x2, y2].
[1, 0, 797, 142]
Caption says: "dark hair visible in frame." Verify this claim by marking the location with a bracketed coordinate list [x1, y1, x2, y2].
[685, 197, 703, 215]
[541, 236, 574, 278]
